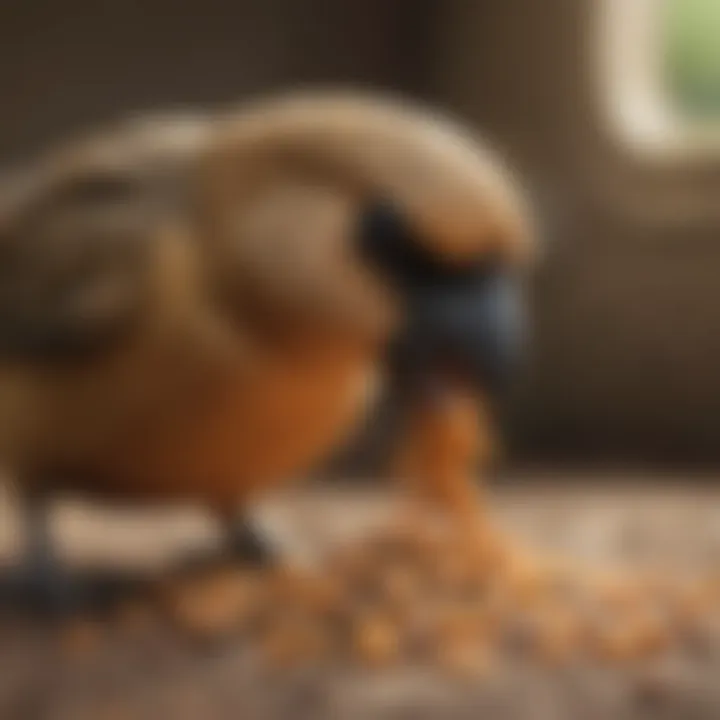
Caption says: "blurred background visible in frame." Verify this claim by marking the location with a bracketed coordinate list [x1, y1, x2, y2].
[3, 0, 720, 471]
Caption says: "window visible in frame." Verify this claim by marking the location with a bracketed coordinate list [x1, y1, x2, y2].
[595, 0, 720, 159]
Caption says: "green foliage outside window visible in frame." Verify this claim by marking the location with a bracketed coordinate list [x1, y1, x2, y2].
[664, 0, 720, 117]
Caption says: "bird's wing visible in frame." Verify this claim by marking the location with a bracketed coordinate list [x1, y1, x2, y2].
[0, 161, 155, 361]
[0, 115, 210, 362]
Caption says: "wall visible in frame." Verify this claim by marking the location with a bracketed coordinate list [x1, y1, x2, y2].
[0, 0, 434, 160]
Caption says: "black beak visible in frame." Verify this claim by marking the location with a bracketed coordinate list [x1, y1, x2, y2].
[389, 269, 525, 398]
[358, 200, 526, 399]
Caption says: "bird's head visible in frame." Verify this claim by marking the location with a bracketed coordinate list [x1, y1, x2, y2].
[357, 196, 529, 404]
[341, 96, 533, 404]
[200, 90, 534, 397]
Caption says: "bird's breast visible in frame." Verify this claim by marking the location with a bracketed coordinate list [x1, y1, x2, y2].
[74, 343, 378, 507]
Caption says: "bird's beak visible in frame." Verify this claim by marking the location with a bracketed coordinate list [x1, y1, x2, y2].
[357, 199, 526, 398]
[389, 268, 526, 400]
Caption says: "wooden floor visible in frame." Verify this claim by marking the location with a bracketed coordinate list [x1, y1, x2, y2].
[1, 473, 720, 719]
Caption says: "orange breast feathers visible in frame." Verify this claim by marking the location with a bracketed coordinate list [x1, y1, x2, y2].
[106, 349, 379, 508]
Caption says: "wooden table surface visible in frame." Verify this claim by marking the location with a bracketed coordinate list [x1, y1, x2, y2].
[1, 473, 719, 720]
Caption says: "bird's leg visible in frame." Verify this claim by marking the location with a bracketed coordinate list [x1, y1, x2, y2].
[176, 508, 276, 575]
[1, 488, 144, 617]
[223, 515, 275, 567]
[0, 491, 77, 616]
[206, 504, 276, 568]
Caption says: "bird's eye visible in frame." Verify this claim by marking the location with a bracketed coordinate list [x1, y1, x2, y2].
[357, 200, 407, 269]
[357, 199, 439, 285]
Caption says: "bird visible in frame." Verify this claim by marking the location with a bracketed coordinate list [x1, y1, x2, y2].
[0, 89, 532, 611]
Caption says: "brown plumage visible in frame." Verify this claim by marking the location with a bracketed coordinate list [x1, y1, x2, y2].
[0, 91, 531, 592]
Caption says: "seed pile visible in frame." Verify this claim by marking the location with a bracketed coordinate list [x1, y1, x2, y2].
[146, 509, 720, 675]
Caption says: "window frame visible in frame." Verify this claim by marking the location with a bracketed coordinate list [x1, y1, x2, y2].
[593, 0, 720, 163]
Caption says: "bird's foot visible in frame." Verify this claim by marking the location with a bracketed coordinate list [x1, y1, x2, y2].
[0, 562, 145, 620]
[178, 518, 276, 576]
[226, 520, 276, 567]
